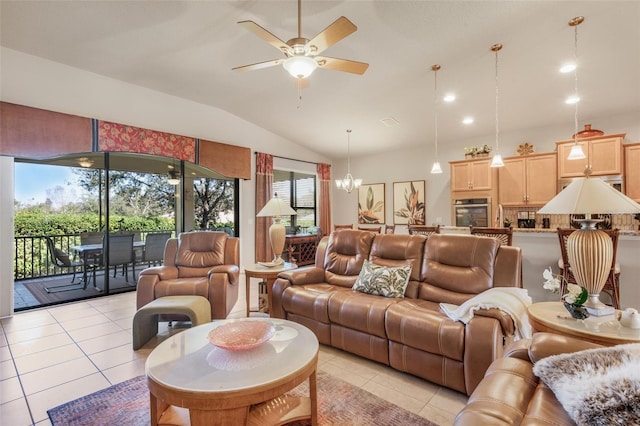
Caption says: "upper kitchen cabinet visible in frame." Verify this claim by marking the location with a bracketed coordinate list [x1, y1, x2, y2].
[556, 134, 624, 178]
[450, 158, 494, 192]
[624, 142, 640, 202]
[498, 152, 557, 207]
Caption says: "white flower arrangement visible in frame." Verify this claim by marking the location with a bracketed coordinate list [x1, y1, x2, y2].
[542, 267, 588, 306]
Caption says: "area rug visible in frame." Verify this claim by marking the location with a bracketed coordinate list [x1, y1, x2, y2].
[48, 372, 437, 426]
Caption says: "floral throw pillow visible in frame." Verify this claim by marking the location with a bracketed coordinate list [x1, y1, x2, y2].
[352, 260, 412, 298]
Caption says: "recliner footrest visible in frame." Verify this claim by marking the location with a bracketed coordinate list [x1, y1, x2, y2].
[132, 295, 211, 350]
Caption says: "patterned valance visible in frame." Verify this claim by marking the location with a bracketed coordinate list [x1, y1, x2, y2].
[98, 121, 196, 163]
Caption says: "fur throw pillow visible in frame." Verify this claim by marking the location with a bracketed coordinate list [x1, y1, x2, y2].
[532, 343, 640, 426]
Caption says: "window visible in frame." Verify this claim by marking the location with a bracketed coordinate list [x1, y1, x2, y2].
[272, 170, 316, 229]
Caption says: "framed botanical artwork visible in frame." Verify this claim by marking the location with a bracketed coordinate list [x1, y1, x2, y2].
[358, 183, 385, 224]
[393, 180, 425, 225]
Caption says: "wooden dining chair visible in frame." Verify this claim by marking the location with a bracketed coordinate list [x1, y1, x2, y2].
[358, 226, 382, 233]
[557, 227, 621, 309]
[334, 224, 353, 231]
[384, 225, 395, 234]
[469, 226, 513, 246]
[408, 225, 440, 238]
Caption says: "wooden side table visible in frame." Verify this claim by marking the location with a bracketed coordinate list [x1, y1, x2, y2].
[245, 262, 297, 317]
[527, 302, 640, 346]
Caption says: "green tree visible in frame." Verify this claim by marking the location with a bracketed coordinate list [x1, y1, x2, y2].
[194, 179, 234, 230]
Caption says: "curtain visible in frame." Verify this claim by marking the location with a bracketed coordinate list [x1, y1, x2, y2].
[317, 163, 332, 237]
[255, 152, 274, 262]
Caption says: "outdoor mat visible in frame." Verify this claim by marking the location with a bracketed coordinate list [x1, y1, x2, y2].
[48, 372, 437, 425]
[23, 274, 134, 305]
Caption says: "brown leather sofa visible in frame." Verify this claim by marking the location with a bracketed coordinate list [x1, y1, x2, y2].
[136, 231, 240, 320]
[271, 230, 522, 395]
[455, 332, 601, 425]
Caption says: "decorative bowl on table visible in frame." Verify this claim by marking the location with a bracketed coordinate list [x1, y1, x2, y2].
[208, 321, 275, 351]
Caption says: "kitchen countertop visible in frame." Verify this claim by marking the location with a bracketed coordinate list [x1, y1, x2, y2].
[441, 226, 640, 237]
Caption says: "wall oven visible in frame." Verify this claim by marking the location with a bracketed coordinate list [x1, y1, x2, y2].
[453, 198, 491, 227]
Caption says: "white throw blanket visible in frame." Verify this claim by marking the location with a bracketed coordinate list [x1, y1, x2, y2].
[440, 287, 533, 340]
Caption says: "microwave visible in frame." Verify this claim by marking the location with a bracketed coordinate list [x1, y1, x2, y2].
[558, 175, 623, 193]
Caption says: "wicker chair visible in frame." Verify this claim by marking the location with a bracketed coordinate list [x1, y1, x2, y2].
[408, 225, 440, 238]
[469, 226, 513, 246]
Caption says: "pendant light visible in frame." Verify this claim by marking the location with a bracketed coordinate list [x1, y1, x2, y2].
[430, 65, 443, 174]
[490, 43, 504, 168]
[335, 129, 362, 193]
[567, 16, 587, 161]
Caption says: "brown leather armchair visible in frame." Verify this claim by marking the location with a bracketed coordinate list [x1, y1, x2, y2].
[136, 231, 240, 320]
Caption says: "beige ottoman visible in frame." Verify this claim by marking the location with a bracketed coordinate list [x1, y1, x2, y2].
[132, 295, 211, 350]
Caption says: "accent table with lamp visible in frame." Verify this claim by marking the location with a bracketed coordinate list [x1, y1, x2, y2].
[527, 302, 640, 346]
[245, 262, 297, 317]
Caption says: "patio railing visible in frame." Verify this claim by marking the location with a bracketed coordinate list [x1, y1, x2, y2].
[13, 231, 174, 281]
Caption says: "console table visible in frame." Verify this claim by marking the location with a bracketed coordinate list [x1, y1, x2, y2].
[283, 234, 318, 266]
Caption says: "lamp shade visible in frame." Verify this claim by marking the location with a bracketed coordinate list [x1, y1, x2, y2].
[537, 177, 640, 215]
[282, 56, 317, 79]
[257, 195, 297, 217]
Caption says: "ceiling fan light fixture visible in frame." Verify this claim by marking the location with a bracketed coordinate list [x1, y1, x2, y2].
[167, 170, 180, 185]
[283, 56, 317, 78]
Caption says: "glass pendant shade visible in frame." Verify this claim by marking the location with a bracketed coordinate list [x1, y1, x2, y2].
[430, 161, 443, 174]
[568, 143, 587, 160]
[283, 56, 317, 79]
[490, 153, 504, 168]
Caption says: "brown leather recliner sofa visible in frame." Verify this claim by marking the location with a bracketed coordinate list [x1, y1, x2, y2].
[136, 231, 240, 320]
[271, 230, 522, 395]
[455, 332, 601, 425]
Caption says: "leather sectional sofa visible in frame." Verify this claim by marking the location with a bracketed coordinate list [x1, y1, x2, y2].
[271, 230, 522, 395]
[455, 332, 601, 425]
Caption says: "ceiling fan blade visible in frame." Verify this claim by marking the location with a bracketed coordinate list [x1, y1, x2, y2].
[306, 16, 357, 55]
[232, 59, 284, 72]
[315, 56, 369, 75]
[238, 20, 292, 55]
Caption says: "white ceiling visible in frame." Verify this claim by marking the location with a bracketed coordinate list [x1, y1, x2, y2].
[2, 1, 639, 159]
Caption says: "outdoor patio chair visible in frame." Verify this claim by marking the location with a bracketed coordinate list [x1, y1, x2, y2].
[87, 233, 136, 287]
[142, 232, 172, 267]
[43, 236, 86, 293]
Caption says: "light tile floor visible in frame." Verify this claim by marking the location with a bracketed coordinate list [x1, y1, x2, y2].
[1, 278, 467, 426]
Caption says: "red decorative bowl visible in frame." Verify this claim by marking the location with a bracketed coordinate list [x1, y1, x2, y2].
[208, 321, 275, 351]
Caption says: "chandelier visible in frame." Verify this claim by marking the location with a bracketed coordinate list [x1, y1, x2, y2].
[335, 129, 362, 193]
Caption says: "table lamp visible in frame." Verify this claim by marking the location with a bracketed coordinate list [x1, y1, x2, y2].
[538, 175, 640, 315]
[257, 193, 297, 266]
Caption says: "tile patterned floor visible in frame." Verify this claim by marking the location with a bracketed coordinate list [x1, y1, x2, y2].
[1, 278, 467, 426]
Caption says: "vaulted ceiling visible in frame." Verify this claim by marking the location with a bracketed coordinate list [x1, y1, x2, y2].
[2, 1, 639, 159]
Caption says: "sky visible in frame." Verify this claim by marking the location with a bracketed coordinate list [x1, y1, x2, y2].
[15, 163, 82, 205]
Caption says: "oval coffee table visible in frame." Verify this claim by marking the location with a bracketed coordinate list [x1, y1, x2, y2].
[145, 318, 318, 425]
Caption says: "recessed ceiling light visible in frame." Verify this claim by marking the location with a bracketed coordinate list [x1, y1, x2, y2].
[560, 63, 576, 73]
[443, 94, 456, 102]
[462, 117, 474, 125]
[565, 95, 580, 104]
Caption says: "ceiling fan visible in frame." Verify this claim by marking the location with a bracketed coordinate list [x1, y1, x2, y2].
[232, 0, 369, 80]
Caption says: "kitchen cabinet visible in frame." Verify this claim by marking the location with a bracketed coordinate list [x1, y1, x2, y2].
[557, 134, 624, 178]
[450, 158, 494, 192]
[498, 152, 557, 206]
[624, 142, 640, 202]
